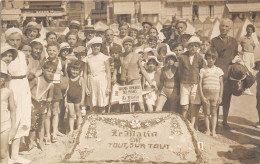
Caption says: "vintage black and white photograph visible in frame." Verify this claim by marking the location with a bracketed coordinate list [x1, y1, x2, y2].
[1, 0, 260, 163]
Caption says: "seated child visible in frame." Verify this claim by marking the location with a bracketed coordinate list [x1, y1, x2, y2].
[156, 54, 180, 113]
[199, 48, 223, 136]
[29, 61, 55, 150]
[0, 61, 16, 164]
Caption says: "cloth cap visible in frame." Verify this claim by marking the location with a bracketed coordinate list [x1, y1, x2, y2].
[88, 37, 102, 47]
[60, 42, 73, 53]
[0, 44, 18, 60]
[30, 38, 44, 46]
[165, 53, 177, 62]
[122, 36, 135, 46]
[186, 36, 202, 46]
[5, 27, 23, 39]
[147, 56, 159, 64]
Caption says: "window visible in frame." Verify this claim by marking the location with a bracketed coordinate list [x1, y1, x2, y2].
[95, 1, 106, 10]
[209, 5, 214, 18]
[177, 6, 183, 18]
[192, 5, 199, 21]
[117, 14, 131, 24]
[142, 14, 158, 24]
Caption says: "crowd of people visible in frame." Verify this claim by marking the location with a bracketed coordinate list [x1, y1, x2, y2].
[1, 17, 260, 164]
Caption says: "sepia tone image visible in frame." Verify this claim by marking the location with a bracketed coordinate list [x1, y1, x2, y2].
[1, 0, 260, 163]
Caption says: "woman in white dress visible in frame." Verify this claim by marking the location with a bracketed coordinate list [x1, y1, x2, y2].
[84, 37, 111, 113]
[5, 27, 32, 164]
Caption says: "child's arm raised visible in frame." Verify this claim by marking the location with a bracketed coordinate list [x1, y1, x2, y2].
[8, 89, 16, 141]
[138, 57, 157, 91]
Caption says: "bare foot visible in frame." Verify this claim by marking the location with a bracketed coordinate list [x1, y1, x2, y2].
[38, 142, 44, 151]
[57, 131, 65, 137]
[211, 131, 217, 137]
[28, 142, 35, 151]
[204, 131, 210, 136]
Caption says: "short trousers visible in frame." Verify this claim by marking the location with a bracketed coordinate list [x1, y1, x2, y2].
[52, 84, 63, 102]
[180, 83, 201, 105]
[202, 88, 220, 107]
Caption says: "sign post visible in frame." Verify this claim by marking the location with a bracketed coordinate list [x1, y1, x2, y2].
[118, 84, 142, 112]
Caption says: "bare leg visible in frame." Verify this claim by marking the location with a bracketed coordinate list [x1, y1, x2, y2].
[38, 114, 46, 151]
[0, 129, 10, 164]
[52, 101, 60, 141]
[75, 104, 82, 129]
[211, 106, 218, 136]
[137, 102, 145, 112]
[67, 103, 75, 133]
[155, 95, 167, 112]
[11, 138, 20, 160]
[45, 111, 51, 143]
[203, 103, 210, 135]
[28, 131, 35, 151]
[181, 105, 189, 118]
[190, 104, 200, 129]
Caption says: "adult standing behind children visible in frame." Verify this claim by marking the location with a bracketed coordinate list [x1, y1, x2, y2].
[211, 18, 238, 130]
[5, 27, 32, 164]
[101, 29, 122, 56]
[114, 22, 129, 47]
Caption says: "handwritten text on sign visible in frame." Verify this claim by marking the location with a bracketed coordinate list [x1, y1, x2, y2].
[118, 84, 142, 104]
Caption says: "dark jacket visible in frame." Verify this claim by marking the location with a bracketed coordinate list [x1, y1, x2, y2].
[100, 42, 122, 56]
[178, 51, 206, 84]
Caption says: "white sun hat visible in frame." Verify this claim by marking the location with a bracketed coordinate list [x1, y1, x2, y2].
[186, 36, 202, 47]
[88, 37, 103, 47]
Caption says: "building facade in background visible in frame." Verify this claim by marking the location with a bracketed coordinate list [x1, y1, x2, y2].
[1, 0, 260, 26]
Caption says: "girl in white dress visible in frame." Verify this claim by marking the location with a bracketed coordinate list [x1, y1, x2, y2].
[5, 27, 32, 164]
[84, 37, 111, 113]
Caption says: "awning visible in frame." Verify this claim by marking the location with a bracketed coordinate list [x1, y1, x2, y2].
[141, 1, 161, 14]
[114, 2, 135, 15]
[22, 12, 65, 17]
[226, 3, 260, 12]
[1, 15, 20, 21]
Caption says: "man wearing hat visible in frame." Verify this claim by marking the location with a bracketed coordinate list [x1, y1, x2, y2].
[101, 29, 122, 56]
[178, 36, 206, 129]
[69, 20, 81, 32]
[82, 25, 96, 47]
[211, 18, 238, 130]
[142, 21, 153, 37]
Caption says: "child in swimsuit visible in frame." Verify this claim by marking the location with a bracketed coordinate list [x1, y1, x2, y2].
[0, 61, 16, 164]
[66, 60, 85, 134]
[29, 61, 55, 150]
[156, 54, 180, 113]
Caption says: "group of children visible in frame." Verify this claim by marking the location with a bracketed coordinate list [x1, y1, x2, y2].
[0, 20, 259, 164]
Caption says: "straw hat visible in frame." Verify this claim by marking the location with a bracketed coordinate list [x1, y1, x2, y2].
[185, 36, 202, 47]
[84, 25, 95, 32]
[70, 20, 81, 27]
[0, 44, 18, 60]
[88, 37, 102, 47]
